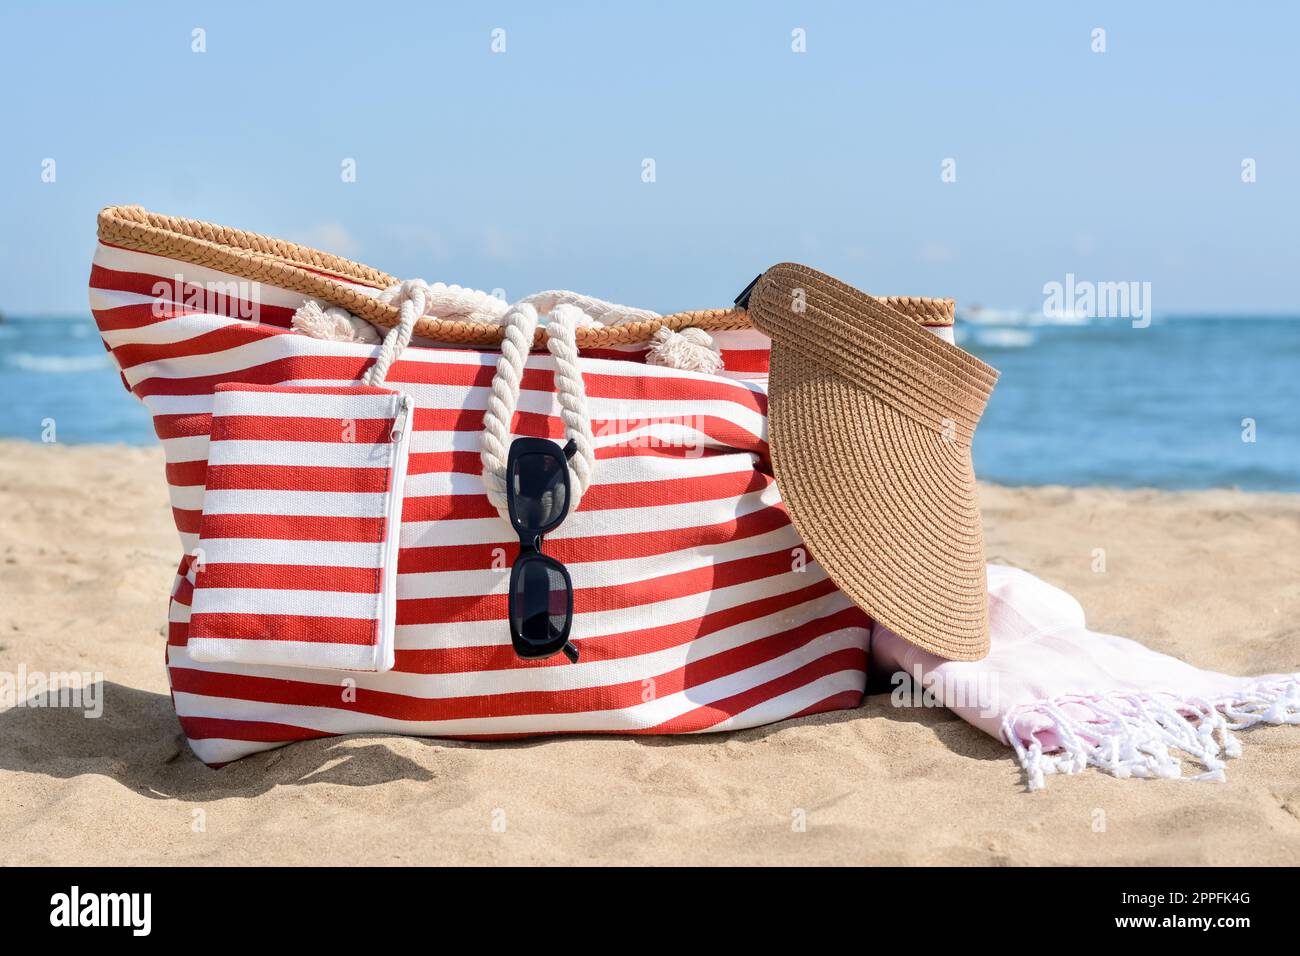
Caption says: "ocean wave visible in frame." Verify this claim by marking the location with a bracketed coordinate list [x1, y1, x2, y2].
[4, 352, 111, 373]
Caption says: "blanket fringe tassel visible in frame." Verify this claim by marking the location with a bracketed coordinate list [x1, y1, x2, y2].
[1002, 676, 1300, 791]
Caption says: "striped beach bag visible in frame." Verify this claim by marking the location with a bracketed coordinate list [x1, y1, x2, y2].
[89, 206, 957, 765]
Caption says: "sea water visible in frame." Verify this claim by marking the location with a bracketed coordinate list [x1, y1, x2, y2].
[1, 314, 1296, 491]
[957, 315, 1298, 491]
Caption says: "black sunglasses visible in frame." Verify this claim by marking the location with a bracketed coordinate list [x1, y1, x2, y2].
[505, 437, 579, 664]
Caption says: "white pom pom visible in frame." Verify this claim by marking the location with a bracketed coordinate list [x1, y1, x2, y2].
[645, 326, 724, 374]
[291, 300, 382, 344]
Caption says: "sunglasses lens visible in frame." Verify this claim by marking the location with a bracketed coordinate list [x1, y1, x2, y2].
[511, 557, 571, 652]
[511, 451, 568, 531]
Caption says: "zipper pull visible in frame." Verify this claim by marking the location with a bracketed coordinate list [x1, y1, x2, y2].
[391, 395, 413, 443]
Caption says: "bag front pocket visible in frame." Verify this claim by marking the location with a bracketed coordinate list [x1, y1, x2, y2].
[187, 383, 415, 672]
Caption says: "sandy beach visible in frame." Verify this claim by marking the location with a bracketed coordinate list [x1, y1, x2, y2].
[1, 439, 1297, 866]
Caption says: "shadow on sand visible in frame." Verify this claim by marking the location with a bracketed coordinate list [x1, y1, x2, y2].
[0, 679, 1001, 800]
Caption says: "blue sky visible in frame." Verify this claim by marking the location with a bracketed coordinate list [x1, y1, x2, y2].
[1, 1, 1296, 315]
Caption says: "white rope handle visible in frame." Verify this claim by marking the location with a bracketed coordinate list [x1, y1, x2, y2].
[346, 278, 597, 524]
[388, 283, 655, 326]
[394, 281, 509, 323]
[363, 279, 429, 387]
[480, 304, 539, 517]
[479, 304, 596, 522]
[516, 290, 659, 327]
[333, 278, 719, 526]
[543, 304, 596, 504]
[302, 277, 706, 527]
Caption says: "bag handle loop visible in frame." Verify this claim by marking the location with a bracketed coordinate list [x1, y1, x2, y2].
[480, 303, 595, 521]
[363, 279, 429, 387]
[356, 279, 597, 522]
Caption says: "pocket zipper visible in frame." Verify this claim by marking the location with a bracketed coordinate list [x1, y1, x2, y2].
[375, 393, 415, 672]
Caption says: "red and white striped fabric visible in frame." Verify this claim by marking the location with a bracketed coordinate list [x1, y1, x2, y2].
[90, 241, 882, 765]
[187, 383, 415, 673]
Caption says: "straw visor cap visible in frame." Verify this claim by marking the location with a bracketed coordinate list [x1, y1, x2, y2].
[747, 264, 1000, 661]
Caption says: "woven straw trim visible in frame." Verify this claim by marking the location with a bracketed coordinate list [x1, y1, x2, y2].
[97, 206, 953, 347]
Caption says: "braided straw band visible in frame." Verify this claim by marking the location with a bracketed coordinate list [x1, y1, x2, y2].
[745, 263, 999, 662]
[97, 206, 954, 348]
